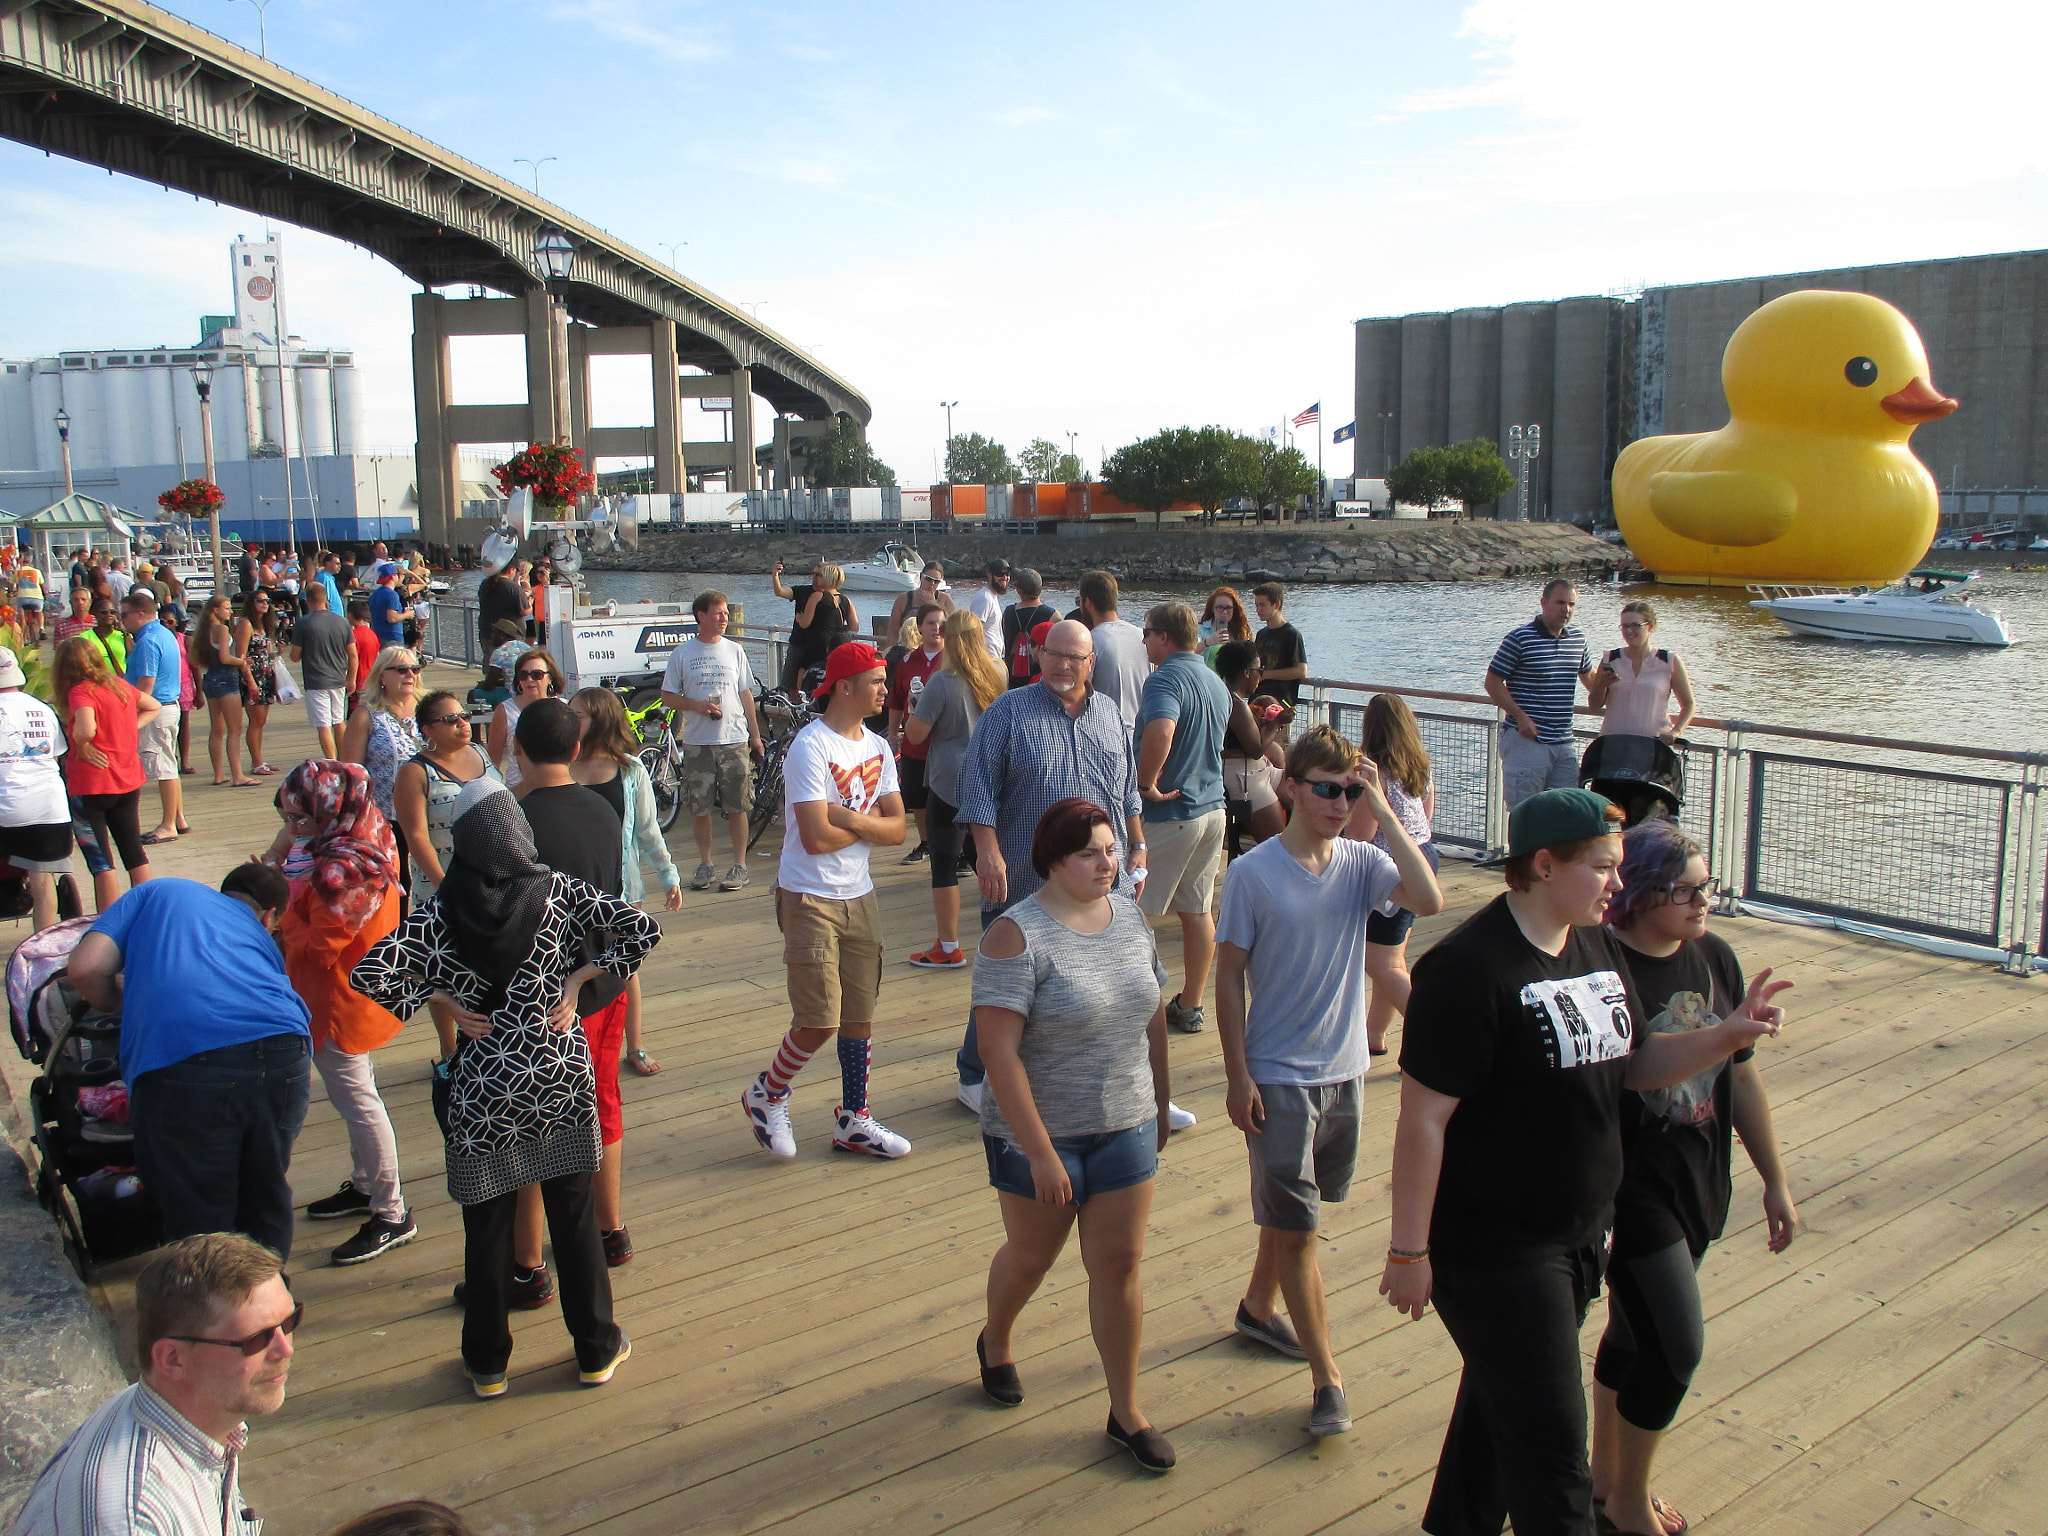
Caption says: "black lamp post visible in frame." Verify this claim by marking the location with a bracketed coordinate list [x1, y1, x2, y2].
[191, 365, 226, 592]
[54, 408, 73, 498]
[535, 229, 575, 304]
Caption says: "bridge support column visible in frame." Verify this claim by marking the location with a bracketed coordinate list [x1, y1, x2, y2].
[652, 323, 684, 493]
[727, 366, 756, 490]
[566, 321, 592, 471]
[524, 289, 571, 446]
[410, 292, 459, 554]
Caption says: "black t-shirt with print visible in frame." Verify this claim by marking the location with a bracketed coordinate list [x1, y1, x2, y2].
[1255, 622, 1308, 706]
[1402, 895, 1643, 1264]
[521, 783, 626, 1015]
[1611, 932, 1753, 1259]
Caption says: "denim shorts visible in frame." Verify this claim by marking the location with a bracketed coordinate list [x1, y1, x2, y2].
[984, 1118, 1158, 1205]
[201, 667, 242, 700]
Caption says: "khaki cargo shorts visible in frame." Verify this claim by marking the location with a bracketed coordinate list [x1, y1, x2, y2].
[775, 887, 883, 1031]
[683, 742, 754, 818]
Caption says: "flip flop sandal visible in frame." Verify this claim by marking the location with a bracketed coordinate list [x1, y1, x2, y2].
[139, 831, 177, 846]
[626, 1049, 662, 1077]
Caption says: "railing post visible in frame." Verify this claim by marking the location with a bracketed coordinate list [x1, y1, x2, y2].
[1999, 759, 2044, 975]
[1716, 724, 1749, 916]
[1311, 682, 1329, 736]
[1484, 707, 1508, 858]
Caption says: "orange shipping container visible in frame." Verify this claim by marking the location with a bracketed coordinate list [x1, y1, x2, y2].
[950, 485, 986, 520]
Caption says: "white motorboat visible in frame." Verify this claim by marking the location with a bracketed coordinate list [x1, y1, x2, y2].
[836, 542, 949, 596]
[1747, 570, 2014, 648]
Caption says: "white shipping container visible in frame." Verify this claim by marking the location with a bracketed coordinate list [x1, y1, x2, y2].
[848, 487, 884, 522]
[899, 489, 932, 521]
[683, 492, 748, 524]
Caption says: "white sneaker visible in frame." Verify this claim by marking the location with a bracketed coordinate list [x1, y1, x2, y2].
[1167, 1101, 1197, 1132]
[956, 1079, 984, 1114]
[833, 1107, 912, 1158]
[741, 1074, 797, 1159]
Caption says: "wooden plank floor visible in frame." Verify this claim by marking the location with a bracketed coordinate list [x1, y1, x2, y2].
[8, 663, 2048, 1536]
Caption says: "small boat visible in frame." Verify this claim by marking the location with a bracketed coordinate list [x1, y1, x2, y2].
[836, 543, 948, 596]
[1747, 570, 2014, 647]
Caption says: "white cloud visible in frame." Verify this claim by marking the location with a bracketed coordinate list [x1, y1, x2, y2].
[544, 0, 723, 64]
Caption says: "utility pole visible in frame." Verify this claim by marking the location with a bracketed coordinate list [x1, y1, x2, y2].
[1066, 430, 1078, 477]
[940, 401, 958, 479]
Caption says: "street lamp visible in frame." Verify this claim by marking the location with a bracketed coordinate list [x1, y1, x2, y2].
[940, 401, 958, 475]
[657, 241, 687, 270]
[1066, 431, 1079, 476]
[1508, 423, 1542, 523]
[227, 0, 274, 60]
[53, 408, 73, 497]
[514, 156, 556, 197]
[534, 228, 576, 304]
[190, 366, 227, 594]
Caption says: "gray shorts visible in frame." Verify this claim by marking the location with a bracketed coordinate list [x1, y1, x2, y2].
[1246, 1077, 1363, 1231]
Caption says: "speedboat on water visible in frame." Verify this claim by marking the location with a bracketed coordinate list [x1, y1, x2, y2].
[1747, 569, 2014, 647]
[836, 543, 949, 595]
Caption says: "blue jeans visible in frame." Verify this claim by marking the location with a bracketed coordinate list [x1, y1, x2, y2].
[129, 1034, 312, 1263]
[955, 897, 1016, 1085]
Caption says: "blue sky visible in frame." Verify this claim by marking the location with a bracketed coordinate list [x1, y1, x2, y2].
[5, 0, 2046, 483]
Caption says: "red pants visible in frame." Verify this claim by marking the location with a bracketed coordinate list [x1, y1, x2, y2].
[580, 993, 629, 1146]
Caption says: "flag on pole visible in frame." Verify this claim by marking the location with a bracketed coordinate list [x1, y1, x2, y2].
[1292, 402, 1321, 427]
[1332, 421, 1356, 444]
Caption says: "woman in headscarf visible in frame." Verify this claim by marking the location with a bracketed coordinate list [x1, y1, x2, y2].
[351, 780, 660, 1399]
[275, 760, 416, 1268]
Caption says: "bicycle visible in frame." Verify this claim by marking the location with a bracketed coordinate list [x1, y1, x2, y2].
[634, 674, 804, 840]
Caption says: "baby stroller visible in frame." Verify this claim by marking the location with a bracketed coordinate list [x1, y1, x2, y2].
[8, 917, 161, 1270]
[1578, 734, 1686, 829]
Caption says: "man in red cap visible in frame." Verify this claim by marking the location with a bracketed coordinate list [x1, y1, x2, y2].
[741, 641, 912, 1161]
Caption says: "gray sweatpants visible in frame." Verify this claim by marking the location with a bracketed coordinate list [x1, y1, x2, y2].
[313, 1041, 406, 1221]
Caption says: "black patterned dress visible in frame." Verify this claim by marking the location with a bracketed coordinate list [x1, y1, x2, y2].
[351, 873, 660, 1204]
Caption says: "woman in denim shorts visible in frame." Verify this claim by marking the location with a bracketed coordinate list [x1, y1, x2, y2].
[971, 797, 1177, 1472]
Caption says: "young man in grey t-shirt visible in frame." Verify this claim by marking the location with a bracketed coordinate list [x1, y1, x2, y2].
[1213, 724, 1441, 1438]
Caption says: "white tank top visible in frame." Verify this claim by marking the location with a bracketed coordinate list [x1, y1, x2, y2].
[1599, 648, 1676, 737]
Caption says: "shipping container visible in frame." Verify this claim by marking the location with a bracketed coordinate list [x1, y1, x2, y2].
[898, 488, 932, 522]
[848, 487, 885, 522]
[683, 491, 749, 524]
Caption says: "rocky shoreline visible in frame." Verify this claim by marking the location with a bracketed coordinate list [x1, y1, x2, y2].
[589, 520, 1623, 586]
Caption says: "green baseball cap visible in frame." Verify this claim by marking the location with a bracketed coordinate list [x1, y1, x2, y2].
[1484, 787, 1619, 863]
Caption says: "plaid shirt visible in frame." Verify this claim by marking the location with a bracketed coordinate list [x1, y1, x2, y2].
[956, 682, 1142, 912]
[12, 1383, 261, 1536]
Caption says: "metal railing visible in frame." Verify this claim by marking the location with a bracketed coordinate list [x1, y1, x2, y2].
[1308, 679, 2048, 974]
[419, 597, 794, 692]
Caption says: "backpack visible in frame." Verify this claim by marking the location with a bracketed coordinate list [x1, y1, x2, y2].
[1006, 604, 1055, 681]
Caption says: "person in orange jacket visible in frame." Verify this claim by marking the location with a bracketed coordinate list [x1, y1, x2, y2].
[272, 759, 420, 1266]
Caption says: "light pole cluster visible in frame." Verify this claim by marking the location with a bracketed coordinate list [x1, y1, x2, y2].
[1508, 423, 1543, 522]
[191, 365, 225, 592]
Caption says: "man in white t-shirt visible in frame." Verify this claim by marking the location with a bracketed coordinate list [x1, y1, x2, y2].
[740, 641, 911, 1163]
[660, 590, 764, 893]
[0, 646, 74, 930]
[1077, 570, 1151, 732]
[962, 558, 1011, 661]
[1213, 724, 1442, 1438]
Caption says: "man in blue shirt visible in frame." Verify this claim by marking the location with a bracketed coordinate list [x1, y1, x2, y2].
[1136, 602, 1233, 1034]
[120, 590, 186, 846]
[1484, 579, 1595, 809]
[314, 549, 348, 617]
[367, 565, 406, 647]
[67, 867, 313, 1261]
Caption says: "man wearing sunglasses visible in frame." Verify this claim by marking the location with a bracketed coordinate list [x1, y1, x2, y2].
[1213, 725, 1442, 1438]
[13, 1233, 296, 1535]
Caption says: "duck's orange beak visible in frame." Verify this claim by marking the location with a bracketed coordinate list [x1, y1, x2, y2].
[1881, 377, 1958, 423]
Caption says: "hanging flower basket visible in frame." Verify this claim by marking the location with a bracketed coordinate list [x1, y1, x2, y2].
[490, 441, 594, 518]
[158, 479, 226, 518]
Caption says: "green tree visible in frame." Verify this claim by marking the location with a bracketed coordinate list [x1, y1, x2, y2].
[1016, 438, 1060, 483]
[1385, 445, 1454, 515]
[1102, 433, 1181, 524]
[1055, 452, 1086, 482]
[1237, 437, 1320, 522]
[800, 416, 897, 487]
[1441, 437, 1515, 518]
[945, 433, 1015, 485]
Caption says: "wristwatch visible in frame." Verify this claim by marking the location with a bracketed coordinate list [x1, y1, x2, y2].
[1132, 843, 1147, 853]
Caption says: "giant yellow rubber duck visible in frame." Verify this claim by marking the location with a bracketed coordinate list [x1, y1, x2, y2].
[1612, 289, 1958, 586]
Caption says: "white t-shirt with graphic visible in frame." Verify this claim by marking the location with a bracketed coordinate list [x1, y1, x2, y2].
[663, 636, 750, 747]
[0, 690, 69, 827]
[776, 718, 900, 901]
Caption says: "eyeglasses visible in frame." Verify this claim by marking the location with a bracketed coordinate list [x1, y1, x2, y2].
[1659, 878, 1723, 907]
[1302, 780, 1367, 802]
[425, 713, 468, 727]
[168, 1301, 303, 1356]
[1041, 648, 1092, 665]
[385, 665, 420, 676]
[516, 669, 549, 681]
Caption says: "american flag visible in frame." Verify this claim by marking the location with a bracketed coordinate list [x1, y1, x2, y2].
[1292, 402, 1321, 427]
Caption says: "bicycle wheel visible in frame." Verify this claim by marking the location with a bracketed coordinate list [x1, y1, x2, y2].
[747, 743, 786, 852]
[639, 742, 683, 832]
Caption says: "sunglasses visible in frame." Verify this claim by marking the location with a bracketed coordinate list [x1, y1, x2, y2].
[516, 669, 549, 681]
[1302, 780, 1368, 802]
[169, 1301, 303, 1356]
[386, 665, 420, 675]
[425, 713, 468, 726]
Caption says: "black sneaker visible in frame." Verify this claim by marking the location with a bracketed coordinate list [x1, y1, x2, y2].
[901, 841, 930, 865]
[1106, 1412, 1176, 1472]
[1234, 1300, 1308, 1360]
[602, 1227, 633, 1267]
[452, 1264, 556, 1310]
[330, 1210, 418, 1266]
[1165, 996, 1206, 1034]
[305, 1180, 373, 1221]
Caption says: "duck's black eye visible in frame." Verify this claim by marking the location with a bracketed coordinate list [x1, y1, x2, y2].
[1845, 357, 1878, 387]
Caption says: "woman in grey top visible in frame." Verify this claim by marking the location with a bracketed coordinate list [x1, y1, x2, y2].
[971, 796, 1176, 1472]
[905, 609, 1005, 967]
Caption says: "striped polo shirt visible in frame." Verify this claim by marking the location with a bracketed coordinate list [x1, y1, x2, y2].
[1489, 618, 1592, 743]
[11, 1383, 261, 1535]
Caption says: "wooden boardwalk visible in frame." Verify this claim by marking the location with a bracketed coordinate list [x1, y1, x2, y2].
[11, 665, 2048, 1536]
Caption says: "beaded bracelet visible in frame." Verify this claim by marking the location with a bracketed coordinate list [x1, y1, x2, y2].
[1385, 1247, 1431, 1265]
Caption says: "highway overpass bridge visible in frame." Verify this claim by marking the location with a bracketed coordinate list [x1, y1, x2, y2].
[0, 0, 870, 544]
